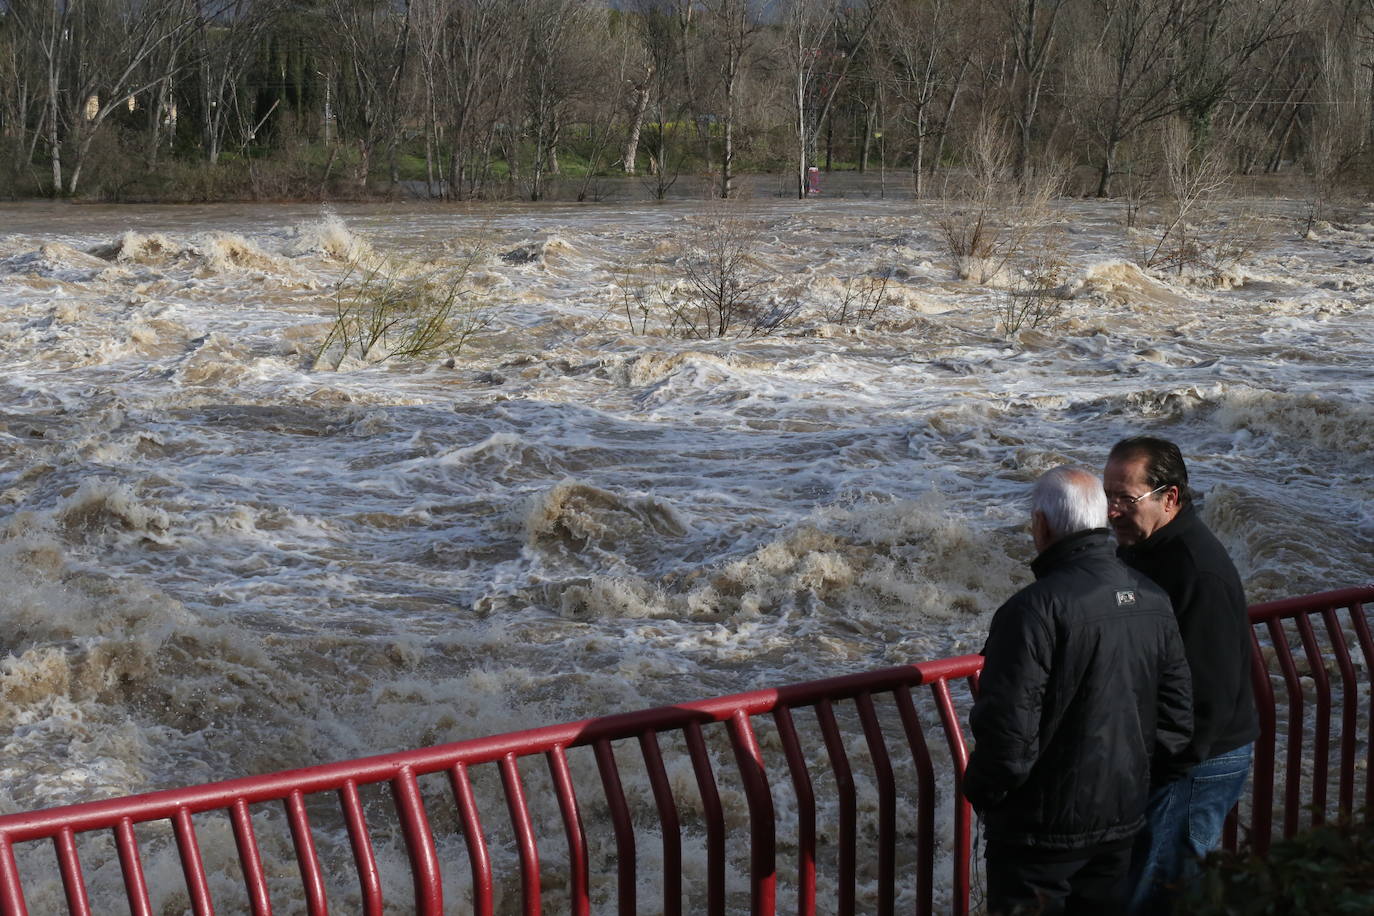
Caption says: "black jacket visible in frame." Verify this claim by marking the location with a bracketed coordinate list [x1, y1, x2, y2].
[1118, 504, 1259, 779]
[964, 529, 1193, 851]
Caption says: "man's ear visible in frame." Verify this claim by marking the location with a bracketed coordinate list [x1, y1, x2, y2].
[1031, 510, 1052, 550]
[1163, 484, 1182, 512]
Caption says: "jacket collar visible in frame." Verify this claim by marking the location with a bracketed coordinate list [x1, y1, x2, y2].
[1031, 528, 1115, 579]
[1121, 502, 1201, 558]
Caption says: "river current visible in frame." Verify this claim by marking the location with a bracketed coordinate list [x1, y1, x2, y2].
[1, 191, 1370, 911]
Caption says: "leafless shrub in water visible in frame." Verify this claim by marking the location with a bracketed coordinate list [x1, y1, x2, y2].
[823, 265, 898, 324]
[664, 205, 799, 339]
[998, 235, 1070, 337]
[1129, 124, 1274, 284]
[936, 119, 1064, 284]
[1138, 119, 1235, 276]
[611, 264, 663, 335]
[314, 245, 501, 368]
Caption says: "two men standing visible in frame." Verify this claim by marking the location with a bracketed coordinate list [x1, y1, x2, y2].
[966, 438, 1257, 914]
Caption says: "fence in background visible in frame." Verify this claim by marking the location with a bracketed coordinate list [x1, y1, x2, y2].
[0, 586, 1370, 915]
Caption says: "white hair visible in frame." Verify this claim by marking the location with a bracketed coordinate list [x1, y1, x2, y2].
[1032, 466, 1107, 537]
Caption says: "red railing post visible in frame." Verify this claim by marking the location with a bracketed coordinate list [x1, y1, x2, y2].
[337, 782, 382, 915]
[685, 721, 727, 916]
[499, 754, 541, 916]
[933, 678, 972, 916]
[638, 730, 683, 916]
[0, 837, 27, 916]
[114, 818, 155, 916]
[1248, 635, 1277, 856]
[392, 767, 443, 915]
[728, 710, 776, 916]
[545, 746, 591, 916]
[816, 697, 856, 915]
[53, 828, 91, 916]
[449, 762, 492, 916]
[172, 808, 215, 916]
[772, 706, 817, 916]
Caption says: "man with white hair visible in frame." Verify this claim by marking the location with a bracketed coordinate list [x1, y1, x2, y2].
[964, 466, 1193, 914]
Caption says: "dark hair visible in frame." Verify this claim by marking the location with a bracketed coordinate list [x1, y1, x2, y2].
[1108, 436, 1193, 507]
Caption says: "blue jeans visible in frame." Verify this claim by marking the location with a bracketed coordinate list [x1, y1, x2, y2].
[1127, 743, 1253, 915]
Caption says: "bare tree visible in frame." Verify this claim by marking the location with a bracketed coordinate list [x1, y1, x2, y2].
[876, 0, 969, 198]
[1297, 33, 1367, 234]
[624, 0, 695, 199]
[784, 0, 883, 199]
[195, 0, 275, 165]
[1075, 0, 1185, 197]
[621, 63, 654, 176]
[326, 0, 414, 190]
[1169, 0, 1301, 145]
[936, 117, 1063, 283]
[998, 0, 1069, 182]
[5, 0, 211, 194]
[702, 0, 767, 198]
[0, 8, 44, 181]
[416, 0, 527, 199]
[516, 0, 598, 201]
[1140, 117, 1231, 272]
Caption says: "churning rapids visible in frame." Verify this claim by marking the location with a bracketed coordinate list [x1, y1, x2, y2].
[0, 190, 1371, 911]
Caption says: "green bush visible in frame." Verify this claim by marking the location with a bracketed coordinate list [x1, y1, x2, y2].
[1179, 817, 1374, 915]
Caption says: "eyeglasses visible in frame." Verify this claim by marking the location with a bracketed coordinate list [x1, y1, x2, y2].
[1105, 483, 1169, 509]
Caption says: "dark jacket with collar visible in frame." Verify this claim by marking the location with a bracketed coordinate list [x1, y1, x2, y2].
[964, 529, 1193, 851]
[1117, 503, 1259, 779]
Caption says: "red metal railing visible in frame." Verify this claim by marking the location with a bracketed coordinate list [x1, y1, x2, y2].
[0, 655, 984, 916]
[0, 586, 1370, 914]
[1231, 585, 1374, 856]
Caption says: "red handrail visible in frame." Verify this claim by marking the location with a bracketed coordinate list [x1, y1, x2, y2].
[0, 587, 1370, 914]
[1239, 585, 1374, 856]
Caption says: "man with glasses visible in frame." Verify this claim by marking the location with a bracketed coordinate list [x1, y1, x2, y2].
[1104, 436, 1258, 914]
[965, 467, 1192, 914]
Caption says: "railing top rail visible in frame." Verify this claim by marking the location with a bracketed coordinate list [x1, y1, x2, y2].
[0, 654, 984, 843]
[1247, 585, 1373, 621]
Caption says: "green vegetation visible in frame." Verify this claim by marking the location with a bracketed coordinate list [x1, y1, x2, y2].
[1180, 818, 1374, 915]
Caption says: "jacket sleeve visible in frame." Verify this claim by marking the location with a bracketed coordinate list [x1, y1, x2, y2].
[1174, 570, 1247, 765]
[1152, 614, 1194, 786]
[963, 594, 1053, 813]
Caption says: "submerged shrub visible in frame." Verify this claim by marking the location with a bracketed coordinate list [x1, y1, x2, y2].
[823, 265, 898, 324]
[314, 246, 501, 368]
[667, 206, 797, 339]
[609, 203, 800, 340]
[998, 241, 1069, 338]
[935, 119, 1064, 284]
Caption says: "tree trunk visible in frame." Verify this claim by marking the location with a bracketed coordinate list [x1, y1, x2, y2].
[824, 114, 833, 171]
[622, 73, 651, 175]
[47, 75, 61, 195]
[796, 69, 806, 200]
[912, 128, 924, 200]
[1095, 136, 1118, 198]
[722, 59, 737, 198]
[859, 101, 875, 173]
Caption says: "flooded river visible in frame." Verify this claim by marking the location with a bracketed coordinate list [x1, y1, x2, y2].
[1, 190, 1370, 910]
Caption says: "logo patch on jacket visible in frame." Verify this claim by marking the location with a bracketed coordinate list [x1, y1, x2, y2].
[1116, 589, 1137, 607]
